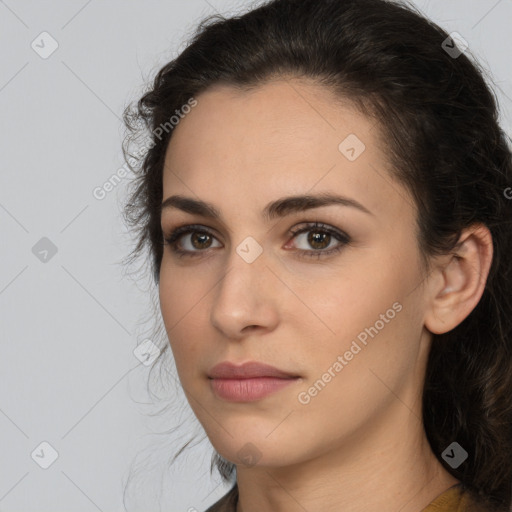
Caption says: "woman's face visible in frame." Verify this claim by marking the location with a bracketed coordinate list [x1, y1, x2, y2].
[159, 78, 432, 469]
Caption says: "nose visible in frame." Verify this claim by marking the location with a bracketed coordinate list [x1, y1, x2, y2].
[210, 248, 280, 340]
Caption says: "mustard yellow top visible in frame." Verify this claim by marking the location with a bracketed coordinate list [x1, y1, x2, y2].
[204, 483, 493, 512]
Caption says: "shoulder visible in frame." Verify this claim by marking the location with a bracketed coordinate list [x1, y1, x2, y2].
[422, 484, 507, 512]
[204, 484, 238, 512]
[203, 482, 506, 512]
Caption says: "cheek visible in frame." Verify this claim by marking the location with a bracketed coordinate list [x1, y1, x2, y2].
[297, 265, 397, 336]
[293, 290, 423, 438]
[297, 249, 423, 373]
[158, 266, 205, 371]
[159, 259, 210, 325]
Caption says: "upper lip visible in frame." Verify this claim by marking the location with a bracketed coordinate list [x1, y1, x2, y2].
[208, 361, 299, 379]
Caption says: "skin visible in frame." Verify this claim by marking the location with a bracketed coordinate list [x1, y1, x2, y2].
[158, 77, 493, 512]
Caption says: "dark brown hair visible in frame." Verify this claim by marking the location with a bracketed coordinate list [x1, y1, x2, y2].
[121, 0, 512, 509]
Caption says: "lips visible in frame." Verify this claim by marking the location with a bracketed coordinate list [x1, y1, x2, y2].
[208, 361, 299, 379]
[208, 361, 301, 402]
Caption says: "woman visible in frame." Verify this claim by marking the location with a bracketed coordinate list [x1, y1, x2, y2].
[121, 0, 512, 510]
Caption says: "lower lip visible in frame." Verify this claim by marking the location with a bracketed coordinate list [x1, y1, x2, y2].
[209, 377, 299, 402]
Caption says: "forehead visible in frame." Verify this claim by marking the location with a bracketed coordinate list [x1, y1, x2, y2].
[164, 78, 371, 168]
[162, 79, 412, 222]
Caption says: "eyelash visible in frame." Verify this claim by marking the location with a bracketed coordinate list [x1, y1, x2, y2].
[163, 222, 351, 260]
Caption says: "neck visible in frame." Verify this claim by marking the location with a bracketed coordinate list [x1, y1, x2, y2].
[235, 401, 459, 512]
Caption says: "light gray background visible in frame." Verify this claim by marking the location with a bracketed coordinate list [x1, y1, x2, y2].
[0, 1, 511, 511]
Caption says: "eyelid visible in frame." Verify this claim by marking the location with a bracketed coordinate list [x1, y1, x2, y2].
[163, 224, 221, 251]
[287, 222, 350, 243]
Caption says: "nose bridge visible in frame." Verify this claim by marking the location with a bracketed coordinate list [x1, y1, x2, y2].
[215, 242, 266, 308]
[210, 239, 278, 336]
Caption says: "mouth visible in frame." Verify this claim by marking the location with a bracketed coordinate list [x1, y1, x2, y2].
[208, 361, 301, 402]
[209, 376, 300, 402]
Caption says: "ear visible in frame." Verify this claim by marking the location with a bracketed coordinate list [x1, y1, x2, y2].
[424, 224, 493, 335]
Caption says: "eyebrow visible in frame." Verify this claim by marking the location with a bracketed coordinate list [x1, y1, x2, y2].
[161, 193, 374, 222]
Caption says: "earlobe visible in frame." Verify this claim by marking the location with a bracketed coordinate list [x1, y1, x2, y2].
[424, 224, 493, 335]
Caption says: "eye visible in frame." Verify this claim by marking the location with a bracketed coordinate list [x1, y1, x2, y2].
[163, 224, 221, 258]
[162, 222, 350, 259]
[286, 222, 350, 259]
